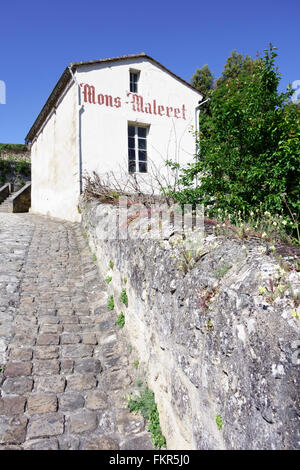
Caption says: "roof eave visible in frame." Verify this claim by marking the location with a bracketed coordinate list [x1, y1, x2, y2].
[26, 66, 72, 142]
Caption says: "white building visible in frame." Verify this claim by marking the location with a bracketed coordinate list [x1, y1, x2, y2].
[26, 53, 203, 222]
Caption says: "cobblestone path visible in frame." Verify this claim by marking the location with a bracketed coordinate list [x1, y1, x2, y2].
[0, 213, 153, 450]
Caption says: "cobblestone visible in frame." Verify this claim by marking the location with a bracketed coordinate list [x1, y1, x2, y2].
[2, 377, 33, 395]
[9, 348, 33, 361]
[61, 344, 94, 358]
[60, 334, 81, 345]
[0, 416, 28, 444]
[0, 213, 154, 450]
[85, 390, 107, 410]
[27, 394, 58, 414]
[82, 436, 119, 450]
[74, 358, 102, 374]
[23, 438, 59, 450]
[0, 396, 26, 415]
[27, 414, 64, 439]
[0, 213, 153, 450]
[60, 359, 74, 374]
[66, 410, 97, 434]
[32, 359, 60, 376]
[36, 334, 60, 346]
[65, 373, 97, 391]
[4, 361, 32, 377]
[35, 375, 66, 393]
[58, 392, 85, 412]
[34, 346, 59, 360]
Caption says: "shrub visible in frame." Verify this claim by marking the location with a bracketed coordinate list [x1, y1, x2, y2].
[168, 45, 299, 242]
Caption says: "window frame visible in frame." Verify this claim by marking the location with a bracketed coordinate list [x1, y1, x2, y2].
[128, 124, 149, 174]
[129, 70, 140, 93]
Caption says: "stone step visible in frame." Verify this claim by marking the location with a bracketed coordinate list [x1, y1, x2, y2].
[0, 207, 13, 213]
[0, 191, 18, 212]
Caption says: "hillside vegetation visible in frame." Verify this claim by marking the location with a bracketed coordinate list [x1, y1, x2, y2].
[0, 143, 30, 188]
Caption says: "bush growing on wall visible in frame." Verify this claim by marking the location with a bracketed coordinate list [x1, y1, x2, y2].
[0, 143, 28, 154]
[0, 157, 31, 187]
[169, 45, 300, 239]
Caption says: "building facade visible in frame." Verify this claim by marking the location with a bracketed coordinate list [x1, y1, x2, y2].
[26, 54, 203, 222]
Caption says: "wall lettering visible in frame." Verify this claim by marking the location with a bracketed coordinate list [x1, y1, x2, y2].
[80, 83, 187, 120]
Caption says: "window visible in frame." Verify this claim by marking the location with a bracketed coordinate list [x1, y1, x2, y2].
[128, 125, 148, 173]
[130, 71, 139, 93]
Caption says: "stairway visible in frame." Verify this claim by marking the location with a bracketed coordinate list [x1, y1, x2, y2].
[0, 191, 17, 213]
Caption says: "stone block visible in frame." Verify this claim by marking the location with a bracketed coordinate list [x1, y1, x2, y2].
[27, 394, 58, 414]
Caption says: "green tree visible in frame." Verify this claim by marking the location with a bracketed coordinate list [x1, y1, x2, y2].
[191, 64, 214, 95]
[170, 45, 300, 237]
[216, 50, 255, 86]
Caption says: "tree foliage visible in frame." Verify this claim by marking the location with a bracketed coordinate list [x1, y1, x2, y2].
[172, 45, 300, 237]
[191, 64, 214, 95]
[216, 49, 255, 86]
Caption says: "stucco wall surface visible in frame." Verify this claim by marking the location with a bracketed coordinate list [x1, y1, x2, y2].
[30, 58, 201, 222]
[76, 58, 201, 183]
[30, 83, 80, 221]
[80, 198, 300, 450]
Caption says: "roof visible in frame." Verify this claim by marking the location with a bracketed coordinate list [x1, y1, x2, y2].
[25, 53, 204, 142]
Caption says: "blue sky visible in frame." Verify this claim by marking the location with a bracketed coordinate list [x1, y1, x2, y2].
[0, 0, 299, 143]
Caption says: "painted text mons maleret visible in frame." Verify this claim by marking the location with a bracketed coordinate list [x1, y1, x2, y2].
[81, 83, 187, 120]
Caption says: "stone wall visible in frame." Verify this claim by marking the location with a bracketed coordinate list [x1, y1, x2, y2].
[0, 183, 10, 203]
[80, 198, 300, 450]
[11, 183, 31, 213]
